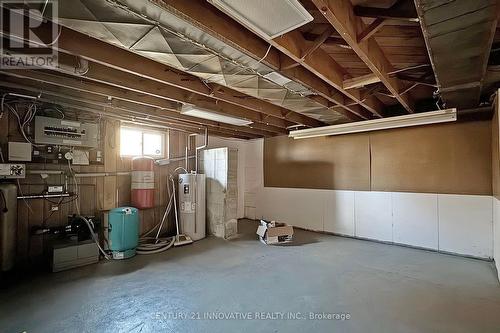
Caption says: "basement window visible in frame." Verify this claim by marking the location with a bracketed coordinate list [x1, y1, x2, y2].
[120, 127, 165, 158]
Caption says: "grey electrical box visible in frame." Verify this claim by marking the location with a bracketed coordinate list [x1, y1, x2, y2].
[35, 116, 99, 148]
[8, 142, 32, 161]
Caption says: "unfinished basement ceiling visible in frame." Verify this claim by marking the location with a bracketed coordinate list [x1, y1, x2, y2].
[57, 0, 347, 124]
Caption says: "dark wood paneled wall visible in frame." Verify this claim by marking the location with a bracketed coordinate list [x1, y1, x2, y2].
[265, 120, 492, 195]
[0, 109, 193, 267]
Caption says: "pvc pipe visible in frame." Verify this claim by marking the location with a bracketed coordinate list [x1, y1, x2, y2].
[195, 127, 208, 174]
[27, 170, 64, 175]
[27, 170, 131, 177]
[75, 171, 131, 178]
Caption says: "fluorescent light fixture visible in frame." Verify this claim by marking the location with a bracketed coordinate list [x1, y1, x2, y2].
[263, 71, 292, 86]
[207, 0, 313, 40]
[181, 105, 252, 126]
[289, 108, 457, 139]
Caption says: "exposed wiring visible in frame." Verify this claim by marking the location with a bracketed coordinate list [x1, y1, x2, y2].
[66, 155, 110, 259]
[43, 106, 65, 119]
[16, 179, 34, 214]
[205, 44, 272, 82]
[42, 196, 64, 226]
[136, 175, 176, 255]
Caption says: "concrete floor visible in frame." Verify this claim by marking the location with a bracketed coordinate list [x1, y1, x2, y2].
[1, 219, 500, 333]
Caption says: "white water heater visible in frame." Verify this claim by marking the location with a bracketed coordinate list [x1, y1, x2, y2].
[178, 173, 206, 241]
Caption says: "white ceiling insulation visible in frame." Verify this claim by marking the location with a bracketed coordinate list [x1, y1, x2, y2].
[56, 0, 348, 124]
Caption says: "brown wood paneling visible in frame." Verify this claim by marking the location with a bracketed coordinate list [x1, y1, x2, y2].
[264, 134, 371, 190]
[264, 120, 492, 195]
[371, 121, 492, 195]
[0, 104, 190, 266]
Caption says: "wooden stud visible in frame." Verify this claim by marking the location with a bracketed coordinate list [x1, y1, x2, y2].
[311, 0, 416, 113]
[358, 18, 386, 43]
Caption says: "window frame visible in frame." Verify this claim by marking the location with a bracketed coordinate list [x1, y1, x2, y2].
[119, 126, 166, 158]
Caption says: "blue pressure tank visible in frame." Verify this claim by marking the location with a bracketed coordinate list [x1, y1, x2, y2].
[108, 207, 139, 259]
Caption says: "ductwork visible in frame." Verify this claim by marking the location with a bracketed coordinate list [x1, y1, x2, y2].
[55, 0, 348, 124]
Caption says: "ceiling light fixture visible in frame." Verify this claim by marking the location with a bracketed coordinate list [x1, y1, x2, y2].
[207, 0, 313, 40]
[181, 105, 253, 126]
[289, 109, 457, 139]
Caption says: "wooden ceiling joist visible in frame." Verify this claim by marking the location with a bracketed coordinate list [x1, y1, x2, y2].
[0, 9, 324, 131]
[311, 0, 416, 114]
[358, 18, 386, 43]
[154, 0, 377, 121]
[1, 59, 291, 133]
[2, 85, 254, 139]
[0, 70, 283, 138]
[354, 1, 419, 22]
[0, 78, 267, 139]
[343, 73, 381, 90]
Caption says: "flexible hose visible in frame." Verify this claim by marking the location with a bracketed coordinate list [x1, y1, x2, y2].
[78, 215, 111, 260]
[136, 178, 176, 255]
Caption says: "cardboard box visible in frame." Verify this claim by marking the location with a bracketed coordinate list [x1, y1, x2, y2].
[256, 220, 293, 245]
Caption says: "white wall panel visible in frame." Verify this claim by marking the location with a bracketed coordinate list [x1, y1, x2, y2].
[238, 139, 495, 261]
[354, 191, 393, 242]
[259, 188, 324, 231]
[393, 193, 438, 250]
[324, 191, 355, 236]
[438, 194, 493, 258]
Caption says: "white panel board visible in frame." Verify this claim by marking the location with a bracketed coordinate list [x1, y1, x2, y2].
[393, 193, 438, 249]
[259, 187, 324, 231]
[438, 194, 493, 258]
[324, 191, 355, 236]
[354, 191, 393, 242]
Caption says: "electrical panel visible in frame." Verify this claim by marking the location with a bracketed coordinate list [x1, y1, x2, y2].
[34, 116, 99, 148]
[0, 163, 25, 179]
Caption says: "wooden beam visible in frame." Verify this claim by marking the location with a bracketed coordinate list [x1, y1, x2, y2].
[343, 73, 380, 89]
[303, 33, 351, 48]
[302, 26, 335, 60]
[396, 74, 437, 87]
[0, 10, 323, 129]
[279, 53, 301, 71]
[73, 62, 293, 128]
[358, 18, 386, 43]
[354, 3, 419, 22]
[1, 84, 255, 140]
[312, 0, 416, 113]
[0, 69, 287, 137]
[273, 30, 384, 118]
[0, 77, 274, 138]
[154, 0, 374, 120]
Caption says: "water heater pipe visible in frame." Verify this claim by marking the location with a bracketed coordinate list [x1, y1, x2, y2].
[195, 127, 208, 174]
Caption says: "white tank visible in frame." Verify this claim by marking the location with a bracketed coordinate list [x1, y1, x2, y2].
[178, 173, 206, 241]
